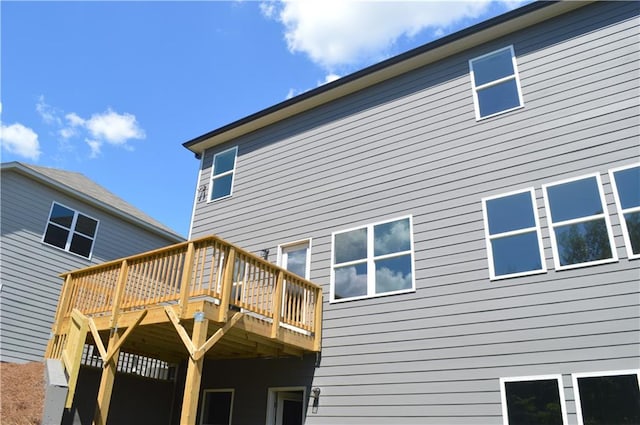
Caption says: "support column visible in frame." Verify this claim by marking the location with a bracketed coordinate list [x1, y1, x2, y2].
[180, 315, 209, 425]
[93, 330, 120, 425]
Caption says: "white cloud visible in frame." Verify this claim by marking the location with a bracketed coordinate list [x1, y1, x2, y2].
[86, 139, 102, 159]
[65, 112, 85, 127]
[36, 95, 61, 125]
[0, 122, 41, 160]
[84, 109, 145, 145]
[263, 0, 524, 70]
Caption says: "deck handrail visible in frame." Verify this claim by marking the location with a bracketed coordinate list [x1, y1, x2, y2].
[49, 235, 323, 347]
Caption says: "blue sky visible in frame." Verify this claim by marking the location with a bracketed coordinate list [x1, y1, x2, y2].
[1, 0, 527, 238]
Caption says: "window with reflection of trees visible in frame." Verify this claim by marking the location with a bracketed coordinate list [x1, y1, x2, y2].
[573, 371, 640, 425]
[610, 164, 640, 259]
[543, 174, 616, 269]
[501, 376, 567, 425]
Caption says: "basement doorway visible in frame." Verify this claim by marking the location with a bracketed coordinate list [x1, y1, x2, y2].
[266, 387, 305, 425]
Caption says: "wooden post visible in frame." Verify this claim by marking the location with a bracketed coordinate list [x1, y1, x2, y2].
[110, 261, 129, 328]
[270, 270, 284, 338]
[93, 329, 121, 425]
[179, 242, 196, 318]
[217, 248, 235, 323]
[180, 316, 209, 425]
[45, 275, 75, 357]
[313, 289, 323, 351]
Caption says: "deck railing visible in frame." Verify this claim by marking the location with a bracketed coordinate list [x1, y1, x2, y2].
[50, 235, 323, 347]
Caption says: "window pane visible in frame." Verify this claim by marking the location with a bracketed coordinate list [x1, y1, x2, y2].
[555, 220, 612, 266]
[49, 204, 74, 228]
[334, 228, 367, 264]
[75, 214, 98, 237]
[577, 375, 640, 425]
[334, 263, 367, 300]
[614, 166, 640, 209]
[505, 380, 564, 425]
[477, 79, 521, 118]
[491, 231, 542, 276]
[375, 254, 412, 294]
[213, 150, 236, 176]
[374, 218, 410, 256]
[70, 234, 93, 257]
[201, 391, 232, 425]
[211, 174, 233, 200]
[44, 224, 69, 249]
[473, 48, 514, 86]
[624, 211, 640, 255]
[547, 177, 603, 222]
[486, 192, 536, 235]
[285, 247, 307, 278]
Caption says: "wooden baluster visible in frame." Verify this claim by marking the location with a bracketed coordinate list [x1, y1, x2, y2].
[271, 270, 284, 338]
[179, 242, 196, 318]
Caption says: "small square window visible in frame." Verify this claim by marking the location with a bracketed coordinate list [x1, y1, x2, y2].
[572, 370, 640, 425]
[543, 174, 617, 270]
[500, 375, 568, 425]
[200, 389, 233, 425]
[42, 202, 98, 259]
[482, 189, 546, 279]
[331, 216, 415, 302]
[609, 164, 640, 259]
[469, 45, 524, 120]
[209, 147, 238, 201]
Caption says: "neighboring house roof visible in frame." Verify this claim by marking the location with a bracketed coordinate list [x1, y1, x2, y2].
[1, 161, 184, 242]
[183, 0, 593, 155]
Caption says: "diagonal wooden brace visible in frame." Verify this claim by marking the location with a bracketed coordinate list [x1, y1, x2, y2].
[165, 306, 244, 361]
[103, 310, 147, 365]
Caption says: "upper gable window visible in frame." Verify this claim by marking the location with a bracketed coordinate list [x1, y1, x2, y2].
[482, 188, 546, 279]
[543, 174, 617, 270]
[209, 146, 238, 201]
[469, 46, 524, 120]
[331, 216, 415, 302]
[609, 164, 640, 259]
[43, 202, 99, 259]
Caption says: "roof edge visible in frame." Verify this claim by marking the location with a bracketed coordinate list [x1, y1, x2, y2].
[2, 162, 184, 242]
[183, 0, 594, 154]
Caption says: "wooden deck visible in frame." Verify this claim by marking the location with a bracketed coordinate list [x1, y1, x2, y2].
[46, 235, 323, 364]
[44, 235, 323, 424]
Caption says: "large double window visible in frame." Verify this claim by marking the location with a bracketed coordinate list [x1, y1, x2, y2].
[482, 189, 546, 279]
[543, 174, 616, 270]
[609, 164, 640, 259]
[43, 202, 99, 259]
[469, 45, 524, 120]
[209, 146, 238, 201]
[331, 216, 414, 302]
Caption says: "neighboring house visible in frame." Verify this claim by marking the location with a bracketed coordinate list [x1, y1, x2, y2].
[0, 162, 184, 363]
[44, 2, 638, 425]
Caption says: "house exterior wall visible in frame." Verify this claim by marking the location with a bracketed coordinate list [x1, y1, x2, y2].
[0, 170, 181, 363]
[189, 2, 639, 424]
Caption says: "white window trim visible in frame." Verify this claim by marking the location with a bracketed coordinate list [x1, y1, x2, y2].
[42, 201, 99, 260]
[277, 238, 312, 280]
[330, 215, 416, 303]
[571, 369, 640, 425]
[499, 374, 568, 425]
[208, 146, 238, 203]
[482, 188, 547, 280]
[199, 388, 234, 425]
[469, 45, 524, 121]
[542, 173, 618, 270]
[265, 386, 307, 425]
[609, 163, 640, 259]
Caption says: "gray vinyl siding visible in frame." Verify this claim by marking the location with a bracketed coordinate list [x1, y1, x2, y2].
[190, 2, 639, 424]
[0, 171, 180, 363]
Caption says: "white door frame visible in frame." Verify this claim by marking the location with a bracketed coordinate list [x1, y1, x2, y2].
[265, 386, 306, 425]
